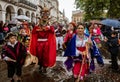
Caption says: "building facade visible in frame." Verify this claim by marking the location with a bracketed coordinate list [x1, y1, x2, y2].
[0, 0, 60, 23]
[72, 10, 84, 23]
[0, 0, 39, 23]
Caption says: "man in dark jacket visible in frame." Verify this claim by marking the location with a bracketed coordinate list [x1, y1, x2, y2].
[105, 31, 119, 72]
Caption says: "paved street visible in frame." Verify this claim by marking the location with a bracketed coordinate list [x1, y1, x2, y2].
[0, 56, 120, 82]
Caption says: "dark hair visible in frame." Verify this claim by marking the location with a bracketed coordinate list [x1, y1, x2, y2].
[77, 23, 85, 29]
[5, 32, 17, 40]
[69, 22, 77, 32]
[111, 31, 117, 35]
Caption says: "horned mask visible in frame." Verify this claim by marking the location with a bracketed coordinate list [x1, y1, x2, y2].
[38, 4, 53, 26]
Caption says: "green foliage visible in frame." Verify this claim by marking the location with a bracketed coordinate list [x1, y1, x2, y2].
[75, 0, 120, 21]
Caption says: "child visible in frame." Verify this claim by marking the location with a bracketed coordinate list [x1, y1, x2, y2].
[1, 32, 27, 82]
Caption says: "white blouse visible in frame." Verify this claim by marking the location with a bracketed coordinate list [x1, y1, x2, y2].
[76, 35, 88, 56]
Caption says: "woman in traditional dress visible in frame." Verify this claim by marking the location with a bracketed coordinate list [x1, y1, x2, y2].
[64, 24, 104, 82]
[62, 22, 76, 50]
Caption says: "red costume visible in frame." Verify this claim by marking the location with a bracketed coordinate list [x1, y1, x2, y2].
[29, 25, 56, 67]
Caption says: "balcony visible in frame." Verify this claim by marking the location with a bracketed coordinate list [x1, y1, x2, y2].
[1, 0, 37, 10]
[18, 0, 37, 10]
[1, 0, 18, 4]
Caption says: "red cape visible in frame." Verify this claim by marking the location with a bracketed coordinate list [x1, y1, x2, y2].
[29, 25, 56, 67]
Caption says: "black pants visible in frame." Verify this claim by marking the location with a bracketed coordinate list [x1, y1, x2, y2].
[7, 62, 22, 78]
[110, 53, 119, 70]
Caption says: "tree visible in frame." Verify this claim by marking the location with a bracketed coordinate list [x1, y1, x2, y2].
[75, 0, 120, 21]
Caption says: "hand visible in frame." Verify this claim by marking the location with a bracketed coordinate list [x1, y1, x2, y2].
[62, 43, 66, 50]
[119, 39, 120, 45]
[36, 28, 42, 31]
[82, 51, 86, 55]
[43, 26, 50, 31]
[6, 57, 16, 62]
[104, 37, 108, 42]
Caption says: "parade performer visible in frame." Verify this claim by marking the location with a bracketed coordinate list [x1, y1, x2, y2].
[29, 4, 56, 73]
[64, 24, 104, 82]
[18, 21, 31, 44]
[55, 24, 64, 50]
[62, 22, 76, 50]
[92, 24, 103, 48]
[1, 32, 27, 82]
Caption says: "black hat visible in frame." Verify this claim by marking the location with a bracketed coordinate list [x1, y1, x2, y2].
[5, 32, 17, 40]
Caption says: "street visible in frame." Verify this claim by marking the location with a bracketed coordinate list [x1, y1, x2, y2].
[0, 55, 120, 82]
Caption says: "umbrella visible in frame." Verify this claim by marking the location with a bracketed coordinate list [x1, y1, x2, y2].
[101, 19, 120, 28]
[15, 15, 30, 21]
[9, 19, 22, 25]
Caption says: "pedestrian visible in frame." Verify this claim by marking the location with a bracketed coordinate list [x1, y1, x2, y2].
[1, 32, 27, 82]
[3, 23, 9, 37]
[29, 5, 56, 73]
[92, 24, 103, 48]
[64, 24, 104, 82]
[0, 21, 4, 44]
[104, 31, 119, 72]
[55, 24, 64, 51]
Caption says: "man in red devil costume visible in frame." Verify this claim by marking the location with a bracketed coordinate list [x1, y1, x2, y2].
[29, 5, 56, 73]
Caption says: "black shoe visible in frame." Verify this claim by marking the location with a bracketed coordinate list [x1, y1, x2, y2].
[112, 69, 120, 73]
[11, 79, 14, 82]
[17, 80, 21, 82]
[42, 68, 47, 73]
[108, 65, 113, 69]
[109, 61, 112, 63]
[39, 65, 43, 73]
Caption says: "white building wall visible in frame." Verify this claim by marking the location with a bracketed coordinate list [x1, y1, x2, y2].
[0, 0, 59, 23]
[0, 0, 39, 23]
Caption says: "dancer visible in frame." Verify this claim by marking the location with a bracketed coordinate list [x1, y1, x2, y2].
[29, 4, 56, 73]
[64, 24, 104, 82]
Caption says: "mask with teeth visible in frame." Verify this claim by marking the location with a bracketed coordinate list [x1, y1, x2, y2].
[38, 4, 53, 26]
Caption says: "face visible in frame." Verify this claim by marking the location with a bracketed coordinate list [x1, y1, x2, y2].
[111, 34, 116, 37]
[41, 11, 50, 19]
[94, 24, 98, 28]
[9, 36, 17, 44]
[68, 24, 74, 31]
[40, 10, 50, 26]
[23, 25, 27, 28]
[77, 25, 85, 35]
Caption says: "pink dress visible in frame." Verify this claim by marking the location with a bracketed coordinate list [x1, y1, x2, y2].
[93, 27, 102, 43]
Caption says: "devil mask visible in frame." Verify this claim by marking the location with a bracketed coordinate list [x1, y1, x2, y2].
[38, 4, 53, 26]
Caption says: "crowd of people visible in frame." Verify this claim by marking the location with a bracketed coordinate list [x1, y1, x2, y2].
[0, 6, 120, 82]
[0, 18, 120, 82]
